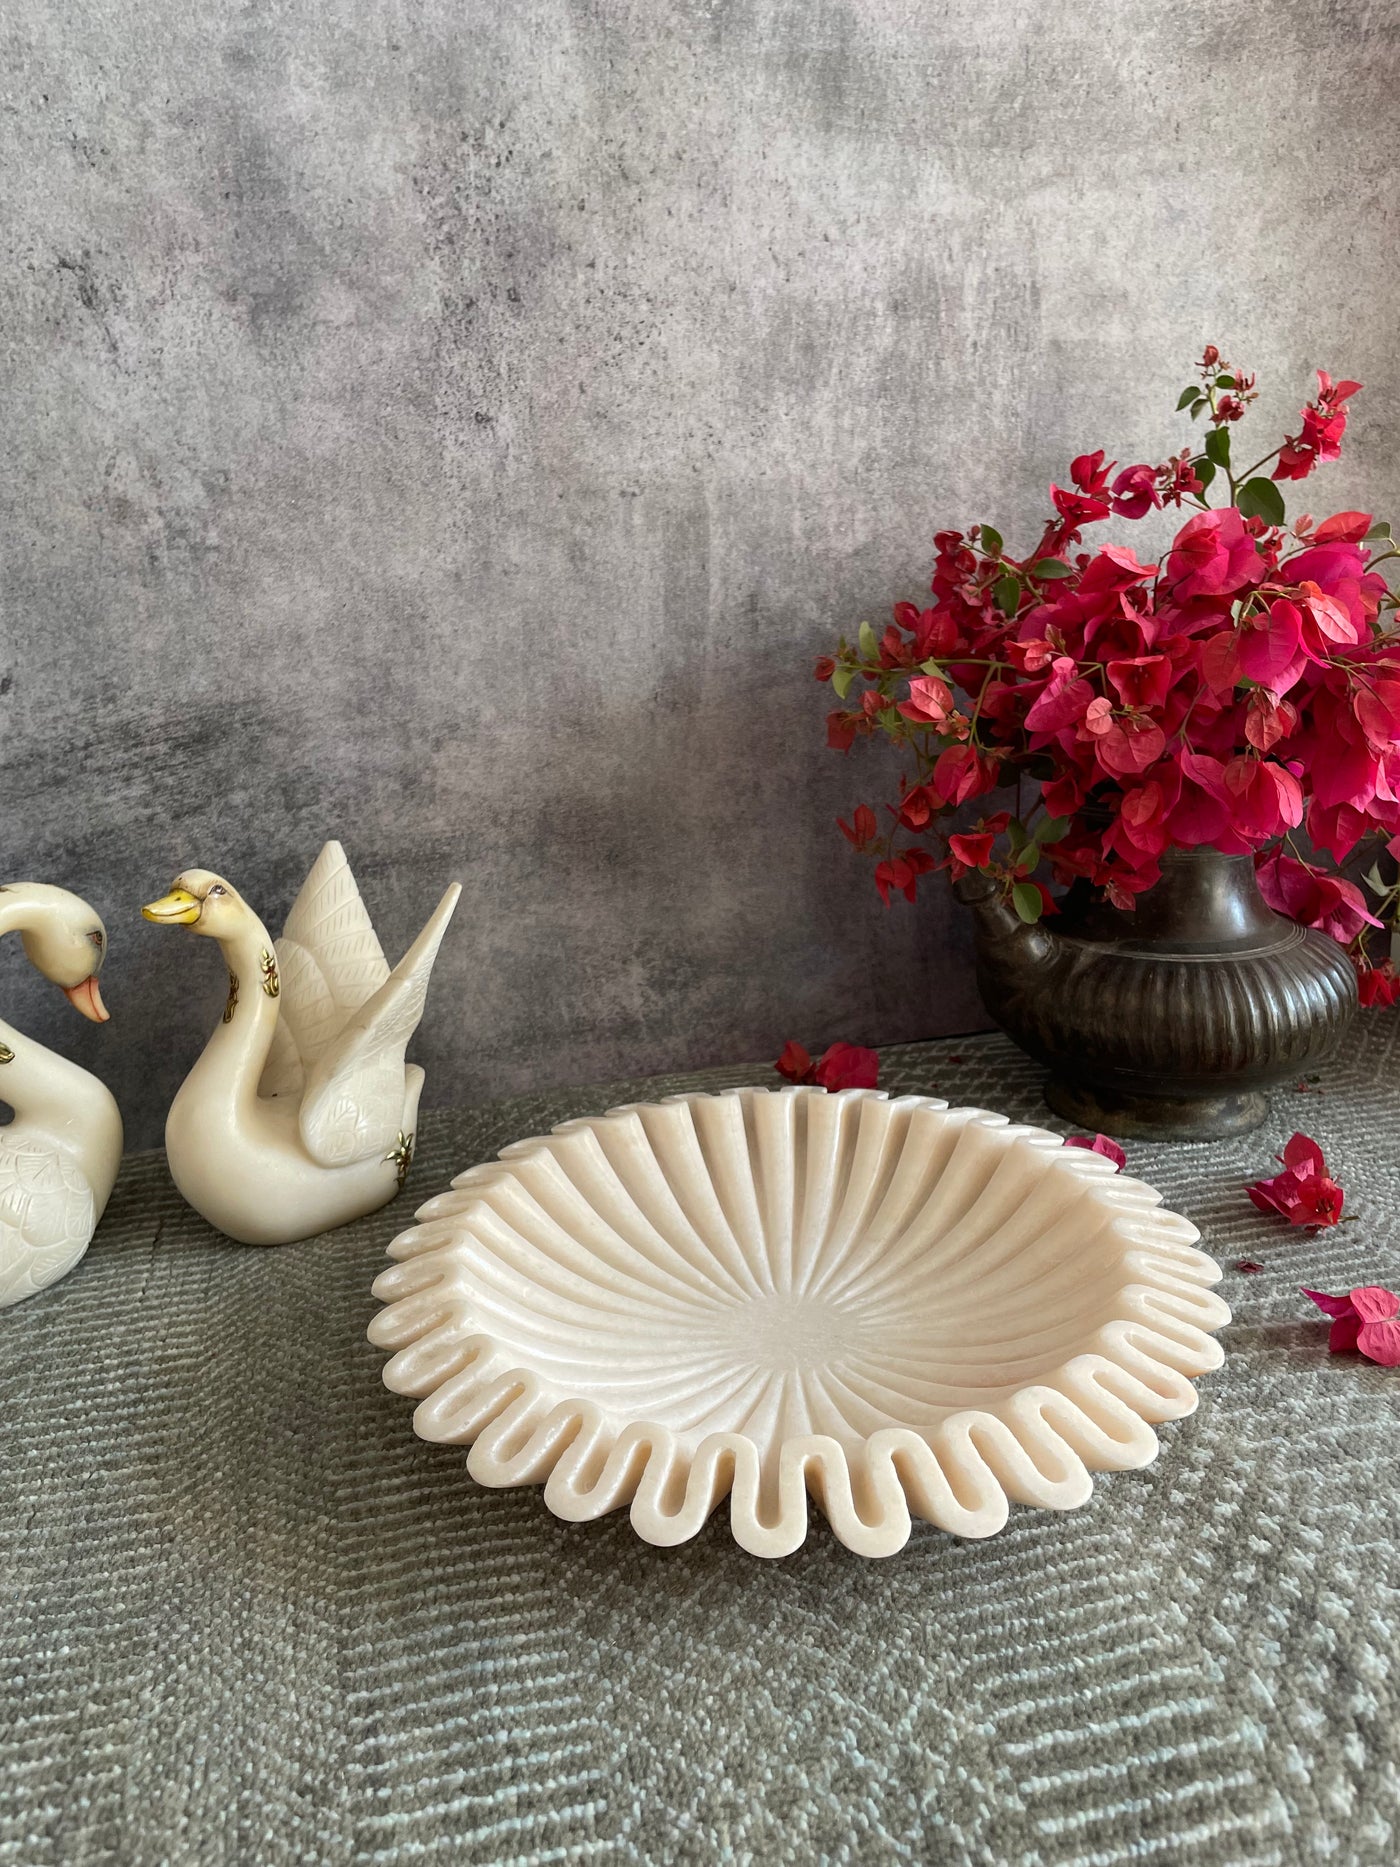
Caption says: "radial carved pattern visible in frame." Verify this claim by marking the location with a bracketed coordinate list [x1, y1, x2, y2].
[369, 1088, 1229, 1557]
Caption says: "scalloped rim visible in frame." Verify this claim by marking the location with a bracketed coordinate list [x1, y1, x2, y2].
[368, 1088, 1230, 1558]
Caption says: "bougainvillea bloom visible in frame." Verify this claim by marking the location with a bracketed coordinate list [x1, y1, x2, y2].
[1110, 463, 1159, 520]
[819, 353, 1400, 971]
[837, 804, 879, 851]
[1302, 1285, 1400, 1365]
[873, 848, 936, 904]
[1247, 1133, 1346, 1229]
[1355, 958, 1400, 1006]
[1165, 507, 1260, 600]
[775, 1041, 880, 1092]
[1064, 1133, 1126, 1169]
[946, 830, 996, 876]
[1313, 510, 1373, 545]
[1255, 853, 1380, 945]
[1226, 598, 1307, 693]
[1051, 483, 1111, 527]
[897, 674, 956, 726]
[826, 709, 859, 751]
[1243, 689, 1298, 753]
[1161, 450, 1204, 504]
[1275, 373, 1363, 480]
[932, 743, 999, 804]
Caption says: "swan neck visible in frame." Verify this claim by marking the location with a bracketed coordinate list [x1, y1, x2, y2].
[0, 1009, 71, 1124]
[187, 919, 282, 1112]
[0, 886, 59, 942]
[0, 889, 39, 935]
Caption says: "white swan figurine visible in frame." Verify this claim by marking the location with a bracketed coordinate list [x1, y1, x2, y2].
[143, 842, 460, 1246]
[0, 884, 123, 1310]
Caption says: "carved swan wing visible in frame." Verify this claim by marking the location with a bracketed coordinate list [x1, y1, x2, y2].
[252, 838, 458, 1163]
[294, 883, 460, 1166]
[0, 1137, 96, 1307]
[259, 840, 391, 1099]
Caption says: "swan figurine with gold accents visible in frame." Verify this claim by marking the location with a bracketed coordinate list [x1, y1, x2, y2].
[143, 842, 460, 1246]
[0, 883, 122, 1309]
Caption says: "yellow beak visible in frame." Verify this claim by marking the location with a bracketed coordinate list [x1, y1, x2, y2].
[142, 888, 202, 926]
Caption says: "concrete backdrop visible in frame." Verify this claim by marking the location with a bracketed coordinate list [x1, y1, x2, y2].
[2, 1, 1397, 1150]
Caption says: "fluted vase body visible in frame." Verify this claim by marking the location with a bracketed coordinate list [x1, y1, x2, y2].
[958, 848, 1357, 1140]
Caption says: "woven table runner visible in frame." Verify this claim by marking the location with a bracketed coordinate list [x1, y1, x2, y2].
[3, 1024, 1399, 1865]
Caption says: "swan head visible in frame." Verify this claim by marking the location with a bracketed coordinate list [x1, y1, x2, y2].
[12, 884, 111, 1022]
[142, 870, 253, 942]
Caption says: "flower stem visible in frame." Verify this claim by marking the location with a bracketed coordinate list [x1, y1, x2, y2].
[1238, 446, 1282, 482]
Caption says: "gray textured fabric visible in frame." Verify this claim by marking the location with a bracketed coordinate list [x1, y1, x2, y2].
[3, 1024, 1400, 1866]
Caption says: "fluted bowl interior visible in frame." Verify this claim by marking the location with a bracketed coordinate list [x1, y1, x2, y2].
[368, 1088, 1229, 1558]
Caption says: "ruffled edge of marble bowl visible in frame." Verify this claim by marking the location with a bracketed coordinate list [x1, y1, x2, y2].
[367, 1088, 1230, 1559]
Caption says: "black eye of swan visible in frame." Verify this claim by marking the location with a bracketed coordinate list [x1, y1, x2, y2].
[89, 930, 104, 949]
[208, 885, 226, 897]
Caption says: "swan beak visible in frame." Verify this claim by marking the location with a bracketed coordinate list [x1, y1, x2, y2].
[64, 977, 110, 1023]
[142, 888, 201, 926]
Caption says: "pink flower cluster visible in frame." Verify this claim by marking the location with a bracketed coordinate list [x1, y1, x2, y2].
[774, 1040, 879, 1091]
[1246, 1132, 1346, 1229]
[1275, 373, 1362, 481]
[1355, 958, 1400, 1006]
[821, 353, 1400, 978]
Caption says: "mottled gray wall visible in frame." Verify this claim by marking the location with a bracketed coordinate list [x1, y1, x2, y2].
[2, 1, 1396, 1149]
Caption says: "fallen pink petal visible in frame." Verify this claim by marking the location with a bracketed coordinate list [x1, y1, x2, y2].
[1302, 1285, 1400, 1364]
[811, 1042, 880, 1092]
[1351, 1285, 1400, 1366]
[774, 1040, 814, 1085]
[1065, 1133, 1126, 1170]
[775, 1040, 880, 1092]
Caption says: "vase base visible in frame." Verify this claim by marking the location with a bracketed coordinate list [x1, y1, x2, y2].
[1044, 1077, 1269, 1143]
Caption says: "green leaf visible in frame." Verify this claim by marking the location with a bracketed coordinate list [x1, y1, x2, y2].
[994, 571, 1020, 616]
[1033, 815, 1069, 846]
[1176, 385, 1201, 411]
[1205, 426, 1232, 467]
[1194, 458, 1217, 492]
[1365, 520, 1392, 543]
[1364, 862, 1388, 896]
[831, 663, 856, 700]
[857, 620, 878, 661]
[919, 658, 945, 676]
[1191, 398, 1208, 420]
[1215, 374, 1236, 389]
[1011, 881, 1044, 925]
[1006, 820, 1030, 858]
[1236, 477, 1286, 527]
[980, 524, 1003, 558]
[1029, 557, 1074, 579]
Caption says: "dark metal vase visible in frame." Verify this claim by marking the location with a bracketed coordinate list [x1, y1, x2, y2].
[957, 848, 1357, 1141]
